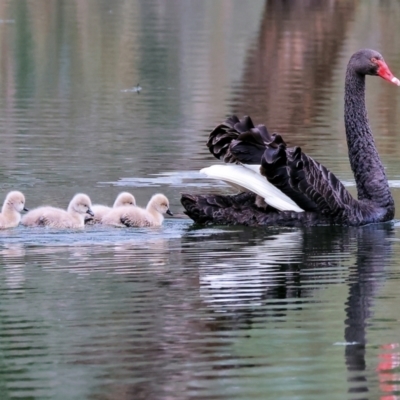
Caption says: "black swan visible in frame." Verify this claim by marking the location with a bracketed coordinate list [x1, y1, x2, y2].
[181, 49, 400, 227]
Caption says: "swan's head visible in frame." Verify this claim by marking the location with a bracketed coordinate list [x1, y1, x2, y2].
[69, 193, 94, 216]
[4, 191, 28, 213]
[350, 49, 400, 86]
[149, 194, 173, 216]
[113, 192, 136, 208]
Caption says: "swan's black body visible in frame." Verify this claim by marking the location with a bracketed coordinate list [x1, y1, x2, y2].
[181, 49, 396, 226]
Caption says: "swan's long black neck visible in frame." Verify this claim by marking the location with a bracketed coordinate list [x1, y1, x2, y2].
[344, 69, 394, 209]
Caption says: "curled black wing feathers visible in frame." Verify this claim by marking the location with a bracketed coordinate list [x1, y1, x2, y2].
[206, 115, 241, 163]
[261, 132, 358, 216]
[295, 153, 357, 216]
[261, 143, 320, 211]
[207, 115, 273, 164]
[269, 144, 357, 216]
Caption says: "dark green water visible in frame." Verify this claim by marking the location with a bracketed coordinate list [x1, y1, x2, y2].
[1, 1, 400, 399]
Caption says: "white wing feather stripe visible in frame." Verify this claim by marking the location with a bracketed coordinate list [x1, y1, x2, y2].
[200, 164, 304, 212]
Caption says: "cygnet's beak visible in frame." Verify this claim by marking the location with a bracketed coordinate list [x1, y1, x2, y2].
[166, 209, 173, 216]
[87, 208, 95, 217]
[23, 207, 29, 212]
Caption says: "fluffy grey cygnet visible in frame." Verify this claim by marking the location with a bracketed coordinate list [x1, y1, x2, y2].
[86, 192, 136, 224]
[0, 191, 28, 229]
[102, 193, 172, 227]
[21, 193, 94, 229]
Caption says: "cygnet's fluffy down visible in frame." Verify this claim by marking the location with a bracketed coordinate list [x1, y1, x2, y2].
[0, 191, 28, 229]
[86, 192, 136, 224]
[102, 193, 173, 227]
[21, 193, 94, 229]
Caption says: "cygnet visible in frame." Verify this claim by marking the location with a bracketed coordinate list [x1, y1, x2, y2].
[21, 193, 94, 229]
[86, 192, 136, 224]
[0, 191, 28, 229]
[102, 193, 172, 227]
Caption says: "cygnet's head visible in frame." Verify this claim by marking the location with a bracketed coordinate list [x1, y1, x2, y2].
[69, 193, 94, 216]
[113, 192, 136, 207]
[4, 191, 28, 213]
[149, 194, 173, 216]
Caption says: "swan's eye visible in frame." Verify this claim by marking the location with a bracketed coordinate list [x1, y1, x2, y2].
[371, 57, 377, 63]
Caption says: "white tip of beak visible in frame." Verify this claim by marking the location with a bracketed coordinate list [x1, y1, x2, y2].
[391, 77, 400, 86]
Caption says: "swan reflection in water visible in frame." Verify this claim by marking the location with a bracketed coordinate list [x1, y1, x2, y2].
[199, 230, 303, 309]
[192, 223, 396, 398]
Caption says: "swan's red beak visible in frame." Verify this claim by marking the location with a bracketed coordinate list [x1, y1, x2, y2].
[376, 60, 400, 86]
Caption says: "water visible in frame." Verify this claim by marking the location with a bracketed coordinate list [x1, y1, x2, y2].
[1, 0, 400, 399]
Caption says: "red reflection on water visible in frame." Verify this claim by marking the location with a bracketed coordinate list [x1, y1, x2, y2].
[377, 343, 400, 400]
